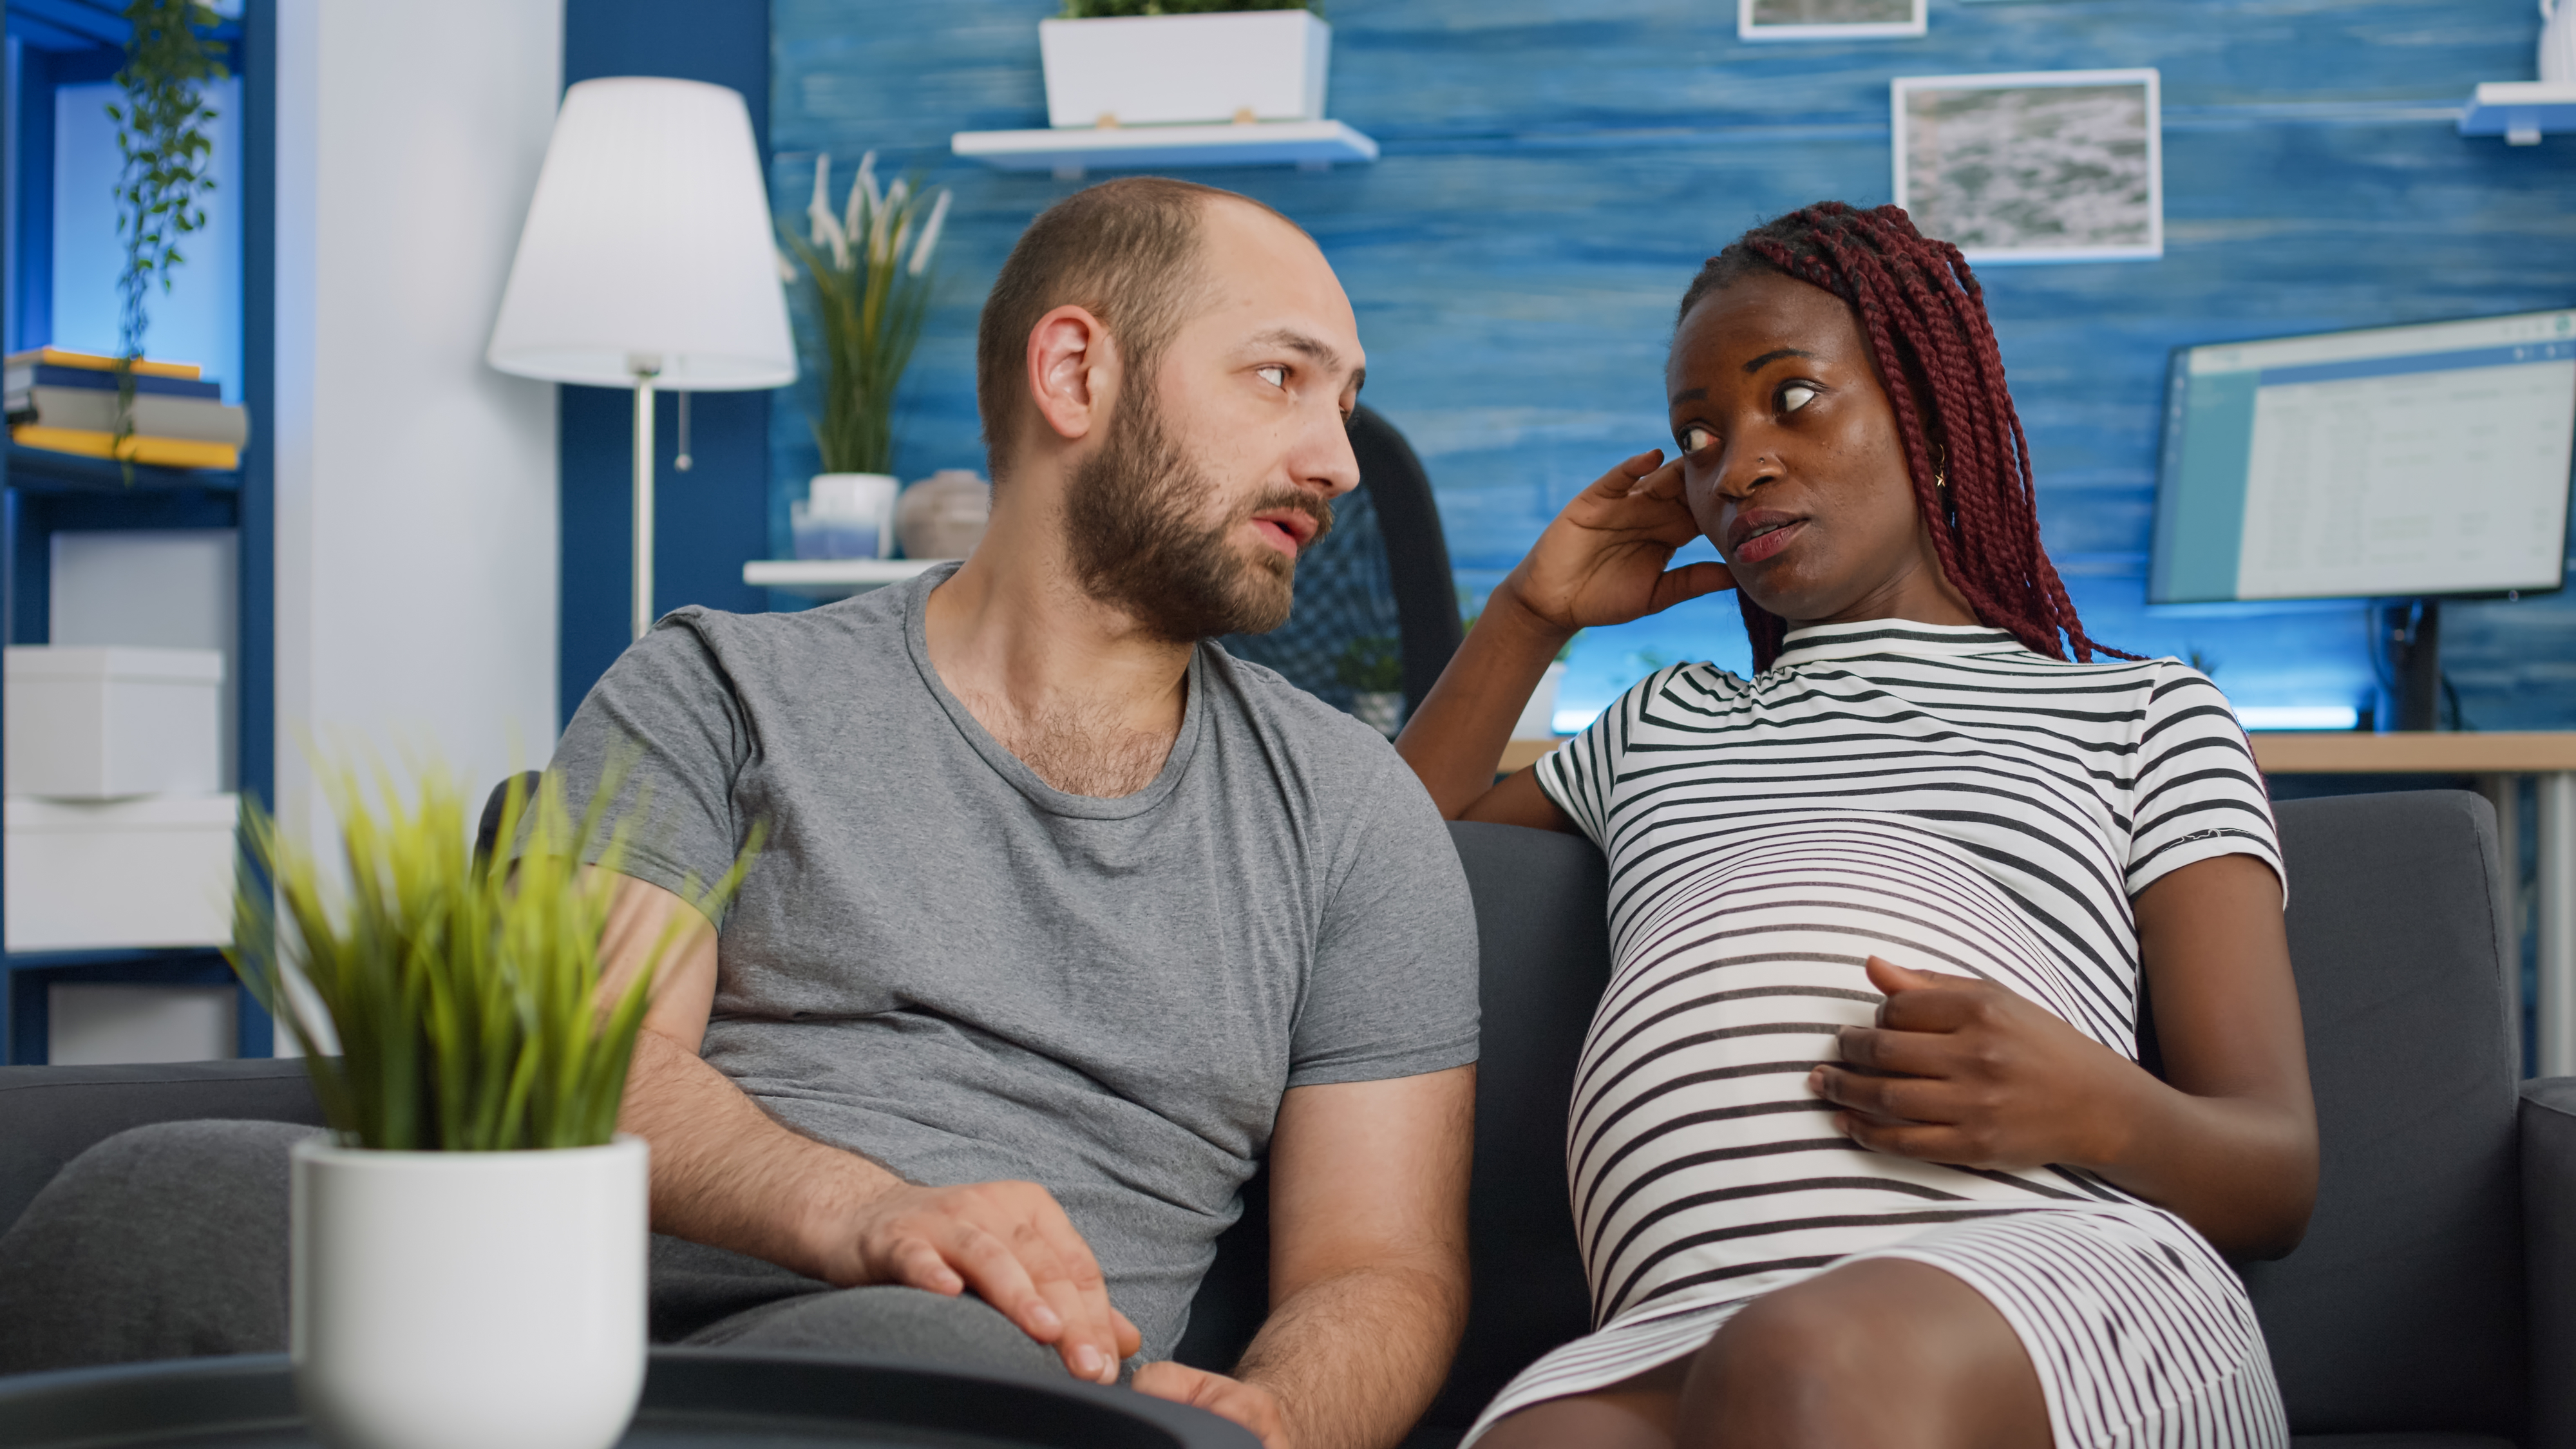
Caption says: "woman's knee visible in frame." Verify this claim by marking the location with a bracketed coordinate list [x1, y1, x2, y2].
[1678, 1260, 2046, 1449]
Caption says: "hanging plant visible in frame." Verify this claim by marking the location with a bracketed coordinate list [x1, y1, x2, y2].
[107, 0, 228, 476]
[777, 152, 950, 477]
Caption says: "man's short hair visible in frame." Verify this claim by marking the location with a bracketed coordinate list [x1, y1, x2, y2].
[974, 177, 1294, 484]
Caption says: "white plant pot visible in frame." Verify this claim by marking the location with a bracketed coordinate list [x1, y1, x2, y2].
[1350, 690, 1405, 739]
[796, 472, 899, 560]
[1512, 662, 1569, 741]
[1039, 12, 1331, 129]
[291, 1136, 649, 1449]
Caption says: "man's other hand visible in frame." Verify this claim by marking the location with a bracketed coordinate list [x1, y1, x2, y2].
[822, 1179, 1141, 1383]
[1133, 1361, 1289, 1448]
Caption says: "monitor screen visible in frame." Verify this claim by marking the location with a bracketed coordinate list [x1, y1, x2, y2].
[2148, 308, 2576, 603]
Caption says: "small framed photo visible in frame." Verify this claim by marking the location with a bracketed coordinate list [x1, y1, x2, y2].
[1739, 0, 1927, 42]
[1891, 68, 2163, 264]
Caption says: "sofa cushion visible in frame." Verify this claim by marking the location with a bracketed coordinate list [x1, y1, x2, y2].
[0, 1059, 323, 1237]
[2248, 792, 2523, 1440]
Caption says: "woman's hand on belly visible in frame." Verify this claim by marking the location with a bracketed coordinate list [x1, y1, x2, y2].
[1808, 956, 2143, 1173]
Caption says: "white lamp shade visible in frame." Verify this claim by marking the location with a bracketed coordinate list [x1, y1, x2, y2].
[488, 77, 795, 390]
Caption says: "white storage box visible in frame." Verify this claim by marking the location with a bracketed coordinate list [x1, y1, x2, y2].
[5, 645, 223, 798]
[5, 793, 237, 952]
[1039, 12, 1331, 129]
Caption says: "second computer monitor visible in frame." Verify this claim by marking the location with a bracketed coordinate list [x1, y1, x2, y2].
[2150, 307, 2576, 605]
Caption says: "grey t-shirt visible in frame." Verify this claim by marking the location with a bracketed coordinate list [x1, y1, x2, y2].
[548, 565, 1480, 1359]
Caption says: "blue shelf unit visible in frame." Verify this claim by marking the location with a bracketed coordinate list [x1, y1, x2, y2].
[2, 0, 276, 1063]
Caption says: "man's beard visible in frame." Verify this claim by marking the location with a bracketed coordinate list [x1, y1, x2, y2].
[1063, 388, 1334, 643]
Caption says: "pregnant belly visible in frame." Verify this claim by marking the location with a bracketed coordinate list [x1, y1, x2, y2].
[1571, 817, 2123, 1328]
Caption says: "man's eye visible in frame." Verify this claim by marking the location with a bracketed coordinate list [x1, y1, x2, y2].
[1680, 425, 1717, 454]
[1781, 384, 1818, 412]
[1256, 365, 1288, 390]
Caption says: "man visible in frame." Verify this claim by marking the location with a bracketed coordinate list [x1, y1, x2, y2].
[0, 179, 1479, 1449]
[576, 176, 1479, 1448]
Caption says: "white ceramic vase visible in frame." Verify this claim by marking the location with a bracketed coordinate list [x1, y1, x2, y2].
[2544, 0, 2576, 85]
[896, 469, 992, 560]
[1038, 12, 1331, 129]
[291, 1136, 649, 1449]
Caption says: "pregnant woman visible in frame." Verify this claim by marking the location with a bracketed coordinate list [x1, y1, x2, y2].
[1397, 203, 2316, 1449]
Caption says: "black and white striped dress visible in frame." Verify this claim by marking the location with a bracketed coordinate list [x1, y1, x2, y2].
[1471, 620, 2290, 1448]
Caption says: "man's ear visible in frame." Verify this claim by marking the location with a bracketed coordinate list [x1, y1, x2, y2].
[1027, 305, 1119, 444]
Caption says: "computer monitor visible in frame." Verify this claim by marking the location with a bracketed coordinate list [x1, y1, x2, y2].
[2150, 307, 2576, 606]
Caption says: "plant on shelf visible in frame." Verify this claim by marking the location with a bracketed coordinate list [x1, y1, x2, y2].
[778, 152, 951, 478]
[1059, 0, 1313, 15]
[1336, 634, 1405, 737]
[231, 761, 756, 1150]
[107, 0, 227, 477]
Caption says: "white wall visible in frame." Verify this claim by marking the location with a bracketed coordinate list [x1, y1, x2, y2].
[272, 1, 562, 884]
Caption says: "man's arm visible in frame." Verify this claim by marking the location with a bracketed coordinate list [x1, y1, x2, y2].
[1134, 1066, 1475, 1449]
[598, 871, 1141, 1382]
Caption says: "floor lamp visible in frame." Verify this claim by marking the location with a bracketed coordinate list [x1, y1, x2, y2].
[487, 78, 796, 641]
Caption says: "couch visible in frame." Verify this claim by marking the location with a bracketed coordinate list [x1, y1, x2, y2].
[5, 792, 2570, 1447]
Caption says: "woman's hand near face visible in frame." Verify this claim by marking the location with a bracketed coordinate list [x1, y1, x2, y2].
[1495, 450, 1735, 636]
[1396, 450, 1733, 826]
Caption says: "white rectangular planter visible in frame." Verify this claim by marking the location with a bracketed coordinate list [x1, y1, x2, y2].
[5, 645, 223, 799]
[5, 793, 237, 952]
[1039, 12, 1330, 129]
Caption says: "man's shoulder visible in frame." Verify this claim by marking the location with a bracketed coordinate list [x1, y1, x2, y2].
[648, 583, 914, 677]
[1200, 643, 1407, 773]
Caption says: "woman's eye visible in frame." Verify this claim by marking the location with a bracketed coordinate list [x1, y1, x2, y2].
[1781, 383, 1818, 412]
[1680, 425, 1716, 454]
[1256, 365, 1288, 390]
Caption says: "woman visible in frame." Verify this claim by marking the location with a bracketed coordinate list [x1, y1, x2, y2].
[1397, 203, 2316, 1449]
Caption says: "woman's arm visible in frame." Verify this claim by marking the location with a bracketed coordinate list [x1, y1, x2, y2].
[1397, 598, 1578, 829]
[1812, 852, 2317, 1257]
[1396, 450, 1729, 825]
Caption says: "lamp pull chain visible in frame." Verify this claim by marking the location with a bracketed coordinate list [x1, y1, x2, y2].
[675, 391, 693, 472]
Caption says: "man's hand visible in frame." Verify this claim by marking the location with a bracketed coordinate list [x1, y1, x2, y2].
[821, 1179, 1142, 1384]
[1808, 956, 2140, 1171]
[1133, 1362, 1289, 1448]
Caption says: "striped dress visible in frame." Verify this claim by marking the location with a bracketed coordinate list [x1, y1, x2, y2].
[1470, 620, 2291, 1448]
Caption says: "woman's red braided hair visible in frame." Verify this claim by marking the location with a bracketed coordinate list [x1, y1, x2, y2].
[1680, 202, 2130, 671]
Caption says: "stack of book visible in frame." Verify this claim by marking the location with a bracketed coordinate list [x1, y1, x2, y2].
[5, 346, 249, 470]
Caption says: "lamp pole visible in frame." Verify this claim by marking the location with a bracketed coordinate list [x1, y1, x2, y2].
[630, 354, 661, 641]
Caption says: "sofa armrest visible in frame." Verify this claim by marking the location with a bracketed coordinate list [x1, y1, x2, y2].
[0, 1059, 322, 1237]
[2526, 1076, 2576, 1449]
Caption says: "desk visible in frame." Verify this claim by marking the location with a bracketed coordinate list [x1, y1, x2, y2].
[1486, 731, 2573, 1075]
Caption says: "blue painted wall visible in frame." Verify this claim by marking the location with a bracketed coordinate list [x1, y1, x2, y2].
[769, 0, 2576, 728]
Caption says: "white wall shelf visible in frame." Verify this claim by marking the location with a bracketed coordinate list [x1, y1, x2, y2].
[2459, 82, 2576, 144]
[951, 120, 1378, 179]
[744, 557, 944, 601]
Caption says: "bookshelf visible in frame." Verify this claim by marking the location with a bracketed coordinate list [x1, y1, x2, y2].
[1, 0, 276, 1064]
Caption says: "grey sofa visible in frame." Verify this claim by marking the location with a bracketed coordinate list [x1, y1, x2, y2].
[5, 793, 2570, 1447]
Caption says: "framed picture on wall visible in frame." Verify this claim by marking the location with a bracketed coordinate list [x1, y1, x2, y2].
[1891, 68, 2163, 263]
[1739, 0, 1927, 41]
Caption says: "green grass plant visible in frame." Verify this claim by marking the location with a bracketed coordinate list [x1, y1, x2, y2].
[229, 761, 757, 1151]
